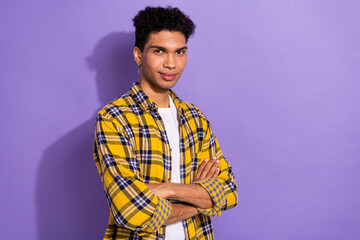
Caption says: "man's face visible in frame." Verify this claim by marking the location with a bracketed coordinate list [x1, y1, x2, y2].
[135, 30, 187, 92]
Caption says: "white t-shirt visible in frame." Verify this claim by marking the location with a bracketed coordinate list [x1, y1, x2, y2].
[158, 95, 185, 240]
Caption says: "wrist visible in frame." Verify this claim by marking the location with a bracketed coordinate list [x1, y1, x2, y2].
[165, 182, 180, 199]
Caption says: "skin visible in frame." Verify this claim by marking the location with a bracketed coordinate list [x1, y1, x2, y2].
[133, 30, 188, 108]
[163, 202, 198, 226]
[133, 30, 221, 225]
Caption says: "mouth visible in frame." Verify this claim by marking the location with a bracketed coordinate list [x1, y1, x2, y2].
[159, 72, 177, 81]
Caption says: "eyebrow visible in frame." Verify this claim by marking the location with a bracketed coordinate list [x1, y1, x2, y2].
[149, 45, 188, 52]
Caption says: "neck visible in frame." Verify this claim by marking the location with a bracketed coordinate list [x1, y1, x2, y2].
[139, 80, 170, 108]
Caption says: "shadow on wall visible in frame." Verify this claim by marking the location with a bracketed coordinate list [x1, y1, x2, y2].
[35, 31, 137, 240]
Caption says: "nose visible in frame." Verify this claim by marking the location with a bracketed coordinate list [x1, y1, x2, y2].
[163, 53, 176, 69]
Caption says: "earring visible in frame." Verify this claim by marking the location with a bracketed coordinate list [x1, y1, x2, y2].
[137, 62, 141, 75]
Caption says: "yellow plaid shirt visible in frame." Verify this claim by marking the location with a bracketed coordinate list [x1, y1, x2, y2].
[94, 82, 238, 240]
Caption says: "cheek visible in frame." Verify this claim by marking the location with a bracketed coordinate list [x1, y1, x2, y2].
[178, 57, 187, 71]
[142, 59, 159, 74]
[145, 57, 162, 72]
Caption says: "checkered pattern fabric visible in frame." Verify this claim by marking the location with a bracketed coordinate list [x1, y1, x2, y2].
[94, 82, 238, 240]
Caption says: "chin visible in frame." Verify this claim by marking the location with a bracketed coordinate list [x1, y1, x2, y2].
[158, 79, 179, 90]
[164, 81, 178, 90]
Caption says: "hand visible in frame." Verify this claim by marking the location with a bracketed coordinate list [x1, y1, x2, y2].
[194, 156, 220, 182]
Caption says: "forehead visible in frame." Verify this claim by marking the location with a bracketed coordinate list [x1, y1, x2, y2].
[145, 30, 186, 49]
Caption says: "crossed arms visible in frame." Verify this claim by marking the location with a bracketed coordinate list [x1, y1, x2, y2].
[94, 112, 238, 235]
[146, 157, 221, 225]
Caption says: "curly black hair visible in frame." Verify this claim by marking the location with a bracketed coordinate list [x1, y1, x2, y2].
[133, 6, 195, 52]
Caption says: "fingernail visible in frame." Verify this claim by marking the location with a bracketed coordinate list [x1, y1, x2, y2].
[216, 160, 220, 163]
[217, 168, 220, 171]
[205, 159, 208, 161]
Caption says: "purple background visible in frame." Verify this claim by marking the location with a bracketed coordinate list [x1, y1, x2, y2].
[1, 1, 360, 239]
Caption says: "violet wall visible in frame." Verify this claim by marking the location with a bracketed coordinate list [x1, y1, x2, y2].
[1, 1, 360, 239]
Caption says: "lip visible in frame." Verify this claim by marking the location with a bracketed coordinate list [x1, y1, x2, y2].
[159, 72, 177, 81]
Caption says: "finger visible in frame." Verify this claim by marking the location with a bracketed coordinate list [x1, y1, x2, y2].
[205, 158, 220, 178]
[200, 157, 218, 179]
[211, 167, 220, 178]
[199, 159, 214, 179]
[195, 158, 209, 179]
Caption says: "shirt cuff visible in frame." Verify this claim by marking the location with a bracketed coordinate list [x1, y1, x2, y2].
[137, 197, 172, 235]
[194, 177, 226, 217]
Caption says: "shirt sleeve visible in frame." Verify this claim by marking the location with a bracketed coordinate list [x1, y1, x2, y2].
[193, 119, 238, 217]
[94, 113, 172, 235]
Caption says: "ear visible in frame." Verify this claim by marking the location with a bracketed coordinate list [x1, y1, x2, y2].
[133, 46, 142, 66]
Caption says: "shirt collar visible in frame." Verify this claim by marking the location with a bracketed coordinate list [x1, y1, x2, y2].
[129, 82, 184, 115]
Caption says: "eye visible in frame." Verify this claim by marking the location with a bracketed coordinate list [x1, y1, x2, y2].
[176, 50, 186, 55]
[154, 49, 163, 54]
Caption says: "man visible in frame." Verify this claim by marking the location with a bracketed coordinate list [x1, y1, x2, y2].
[94, 6, 238, 240]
